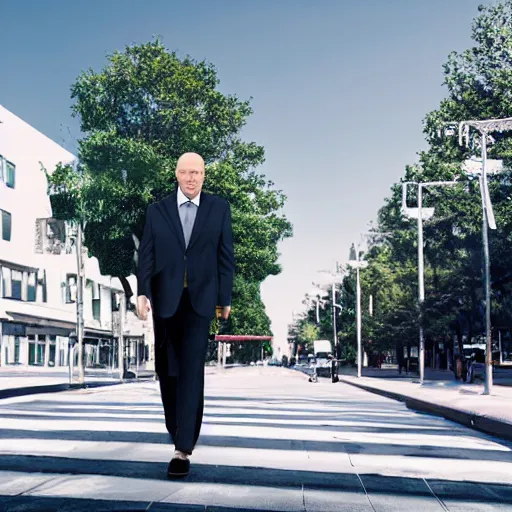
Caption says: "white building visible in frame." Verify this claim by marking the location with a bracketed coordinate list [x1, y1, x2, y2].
[0, 105, 153, 372]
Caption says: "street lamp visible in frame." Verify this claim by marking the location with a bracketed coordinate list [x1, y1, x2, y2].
[317, 268, 344, 381]
[307, 287, 329, 324]
[68, 157, 96, 387]
[438, 117, 512, 395]
[70, 221, 86, 387]
[402, 180, 459, 384]
[346, 232, 393, 378]
[445, 117, 512, 395]
[347, 244, 368, 378]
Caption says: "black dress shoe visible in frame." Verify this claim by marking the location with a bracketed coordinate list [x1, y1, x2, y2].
[168, 457, 190, 478]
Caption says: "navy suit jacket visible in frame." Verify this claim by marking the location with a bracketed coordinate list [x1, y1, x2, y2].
[137, 188, 235, 319]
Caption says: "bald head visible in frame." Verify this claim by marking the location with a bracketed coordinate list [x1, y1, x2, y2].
[176, 152, 205, 171]
[175, 152, 205, 199]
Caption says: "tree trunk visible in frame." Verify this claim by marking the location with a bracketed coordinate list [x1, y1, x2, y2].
[455, 318, 465, 381]
[118, 276, 133, 301]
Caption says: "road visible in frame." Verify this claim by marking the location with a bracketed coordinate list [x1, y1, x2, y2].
[0, 366, 511, 511]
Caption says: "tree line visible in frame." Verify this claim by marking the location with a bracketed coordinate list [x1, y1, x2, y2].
[289, 1, 512, 377]
[45, 40, 292, 364]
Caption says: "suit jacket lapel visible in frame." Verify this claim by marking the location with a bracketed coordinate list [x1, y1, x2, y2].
[157, 190, 186, 251]
[187, 192, 214, 250]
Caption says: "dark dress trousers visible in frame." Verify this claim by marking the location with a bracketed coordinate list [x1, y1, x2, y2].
[137, 187, 235, 454]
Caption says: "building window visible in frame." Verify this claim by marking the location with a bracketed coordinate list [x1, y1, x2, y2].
[5, 161, 15, 188]
[65, 274, 77, 303]
[90, 281, 101, 321]
[93, 299, 101, 321]
[11, 270, 22, 300]
[28, 335, 36, 365]
[1, 266, 43, 302]
[1, 210, 11, 241]
[1, 267, 11, 298]
[49, 335, 56, 367]
[36, 335, 46, 366]
[27, 272, 37, 302]
[14, 337, 20, 364]
[0, 156, 15, 189]
[111, 291, 119, 312]
[35, 218, 67, 254]
[36, 268, 47, 303]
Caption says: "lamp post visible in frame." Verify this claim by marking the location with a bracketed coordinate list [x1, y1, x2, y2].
[347, 244, 368, 378]
[307, 287, 328, 325]
[317, 268, 344, 381]
[445, 117, 512, 395]
[346, 232, 393, 378]
[402, 180, 458, 384]
[118, 292, 126, 381]
[73, 221, 86, 386]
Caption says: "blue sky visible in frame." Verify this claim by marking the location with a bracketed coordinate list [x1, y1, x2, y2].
[0, 0, 488, 353]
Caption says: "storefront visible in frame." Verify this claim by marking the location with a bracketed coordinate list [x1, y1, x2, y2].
[1, 316, 73, 367]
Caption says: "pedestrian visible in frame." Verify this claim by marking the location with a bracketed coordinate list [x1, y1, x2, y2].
[136, 152, 235, 478]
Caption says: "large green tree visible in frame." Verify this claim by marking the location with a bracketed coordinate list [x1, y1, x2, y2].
[46, 40, 292, 350]
[297, 1, 512, 377]
[370, 0, 512, 374]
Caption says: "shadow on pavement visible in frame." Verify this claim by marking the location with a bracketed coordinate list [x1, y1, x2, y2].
[1, 377, 512, 509]
[0, 428, 511, 462]
[1, 454, 512, 504]
[0, 495, 277, 512]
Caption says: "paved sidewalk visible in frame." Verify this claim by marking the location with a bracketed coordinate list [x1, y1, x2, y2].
[340, 365, 512, 385]
[340, 375, 512, 442]
[0, 365, 237, 399]
[0, 366, 124, 399]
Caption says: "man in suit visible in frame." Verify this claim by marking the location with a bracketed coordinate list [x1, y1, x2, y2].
[136, 152, 234, 478]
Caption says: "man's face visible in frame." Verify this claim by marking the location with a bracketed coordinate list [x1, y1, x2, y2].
[175, 155, 205, 199]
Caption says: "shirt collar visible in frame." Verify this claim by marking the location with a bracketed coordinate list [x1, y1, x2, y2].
[177, 187, 201, 207]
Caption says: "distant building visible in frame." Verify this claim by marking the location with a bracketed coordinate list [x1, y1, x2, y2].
[0, 105, 153, 372]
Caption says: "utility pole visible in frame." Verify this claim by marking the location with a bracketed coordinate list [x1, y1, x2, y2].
[332, 279, 338, 357]
[443, 117, 512, 394]
[316, 266, 343, 383]
[463, 124, 495, 395]
[348, 243, 368, 378]
[75, 222, 85, 386]
[402, 181, 458, 384]
[356, 257, 362, 377]
[417, 184, 426, 385]
[72, 159, 88, 387]
[118, 292, 125, 381]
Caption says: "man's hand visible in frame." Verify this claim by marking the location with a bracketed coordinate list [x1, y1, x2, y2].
[216, 305, 231, 320]
[137, 295, 152, 321]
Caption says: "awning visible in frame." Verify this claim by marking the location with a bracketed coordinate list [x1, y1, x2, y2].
[0, 259, 39, 273]
[4, 312, 114, 339]
[85, 328, 114, 339]
[213, 335, 273, 342]
[5, 312, 75, 335]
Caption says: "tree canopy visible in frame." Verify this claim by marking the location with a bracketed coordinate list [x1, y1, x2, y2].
[290, 1, 512, 376]
[46, 40, 292, 360]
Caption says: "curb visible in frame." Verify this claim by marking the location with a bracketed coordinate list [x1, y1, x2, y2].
[0, 380, 124, 400]
[340, 377, 512, 443]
